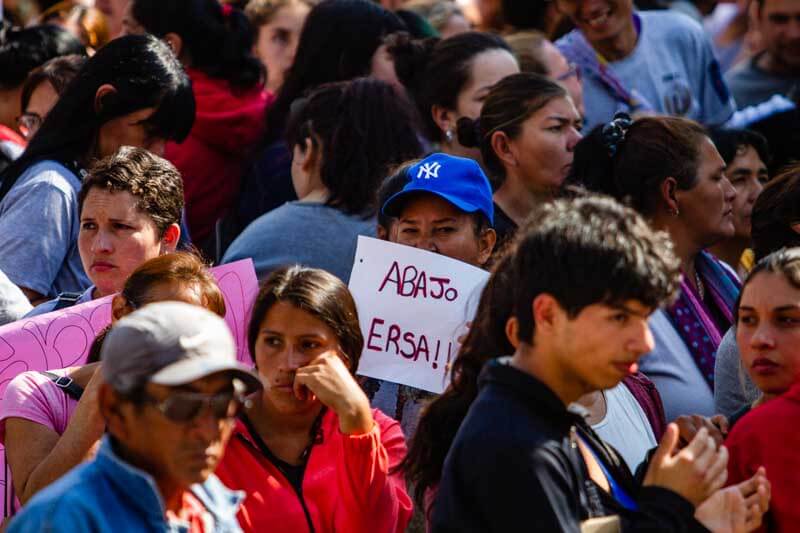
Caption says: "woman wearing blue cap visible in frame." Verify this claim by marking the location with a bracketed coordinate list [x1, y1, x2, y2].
[382, 152, 497, 268]
[367, 152, 496, 437]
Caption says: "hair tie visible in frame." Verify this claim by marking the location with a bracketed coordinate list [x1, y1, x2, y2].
[221, 3, 233, 18]
[601, 111, 632, 158]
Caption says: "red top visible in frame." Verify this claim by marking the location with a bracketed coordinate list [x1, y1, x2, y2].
[165, 69, 272, 243]
[216, 408, 413, 533]
[726, 382, 800, 532]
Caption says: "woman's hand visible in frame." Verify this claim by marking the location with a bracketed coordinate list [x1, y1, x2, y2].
[674, 414, 729, 448]
[294, 351, 374, 435]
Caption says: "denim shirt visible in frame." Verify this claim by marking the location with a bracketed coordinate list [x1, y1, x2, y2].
[8, 436, 244, 533]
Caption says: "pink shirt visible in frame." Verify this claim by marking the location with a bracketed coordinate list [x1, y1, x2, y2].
[0, 368, 79, 513]
[0, 369, 79, 443]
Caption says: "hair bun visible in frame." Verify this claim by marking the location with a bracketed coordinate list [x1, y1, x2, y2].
[456, 116, 481, 148]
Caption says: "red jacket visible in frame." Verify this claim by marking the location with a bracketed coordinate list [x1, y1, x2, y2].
[216, 408, 413, 533]
[726, 382, 800, 532]
[165, 69, 271, 244]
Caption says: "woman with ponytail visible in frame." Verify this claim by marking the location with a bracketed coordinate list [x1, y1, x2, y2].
[125, 0, 269, 248]
[568, 116, 739, 422]
[455, 72, 582, 247]
[390, 31, 519, 160]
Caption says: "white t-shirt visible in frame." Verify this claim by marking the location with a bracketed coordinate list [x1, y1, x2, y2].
[592, 383, 657, 472]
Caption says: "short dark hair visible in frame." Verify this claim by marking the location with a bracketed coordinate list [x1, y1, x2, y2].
[78, 146, 184, 236]
[0, 24, 85, 90]
[708, 127, 770, 167]
[20, 54, 87, 111]
[751, 163, 800, 260]
[512, 195, 681, 344]
[247, 266, 364, 369]
[568, 117, 709, 215]
[390, 31, 513, 142]
[285, 78, 423, 216]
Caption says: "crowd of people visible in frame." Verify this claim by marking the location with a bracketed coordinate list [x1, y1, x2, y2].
[0, 0, 798, 531]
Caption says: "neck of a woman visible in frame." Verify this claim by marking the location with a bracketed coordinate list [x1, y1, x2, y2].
[654, 213, 705, 293]
[494, 173, 550, 226]
[248, 394, 322, 440]
[298, 186, 330, 204]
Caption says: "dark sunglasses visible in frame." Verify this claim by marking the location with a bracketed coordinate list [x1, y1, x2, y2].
[142, 387, 248, 424]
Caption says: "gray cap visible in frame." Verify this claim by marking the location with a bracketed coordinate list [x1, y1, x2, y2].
[101, 301, 262, 394]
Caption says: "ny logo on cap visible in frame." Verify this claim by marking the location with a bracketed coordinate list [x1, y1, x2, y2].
[417, 162, 442, 180]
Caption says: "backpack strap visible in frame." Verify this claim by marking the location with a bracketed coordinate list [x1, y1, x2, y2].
[52, 292, 83, 312]
[39, 371, 84, 401]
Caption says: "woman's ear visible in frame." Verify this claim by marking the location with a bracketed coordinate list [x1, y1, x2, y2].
[94, 84, 117, 114]
[298, 137, 320, 174]
[111, 293, 133, 321]
[490, 131, 517, 169]
[431, 105, 455, 142]
[792, 222, 800, 235]
[659, 176, 680, 216]
[476, 228, 497, 266]
[160, 223, 180, 253]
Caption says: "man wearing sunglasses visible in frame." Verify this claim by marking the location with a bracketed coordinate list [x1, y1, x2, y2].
[8, 301, 262, 532]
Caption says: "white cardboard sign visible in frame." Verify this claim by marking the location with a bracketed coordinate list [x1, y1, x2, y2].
[349, 236, 489, 394]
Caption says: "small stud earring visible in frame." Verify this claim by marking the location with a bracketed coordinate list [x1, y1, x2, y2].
[445, 130, 454, 143]
[671, 208, 680, 217]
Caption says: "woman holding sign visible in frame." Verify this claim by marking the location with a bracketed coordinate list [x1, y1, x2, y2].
[215, 266, 412, 533]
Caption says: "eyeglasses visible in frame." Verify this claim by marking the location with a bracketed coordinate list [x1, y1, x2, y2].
[142, 387, 248, 424]
[16, 112, 43, 140]
[556, 63, 581, 82]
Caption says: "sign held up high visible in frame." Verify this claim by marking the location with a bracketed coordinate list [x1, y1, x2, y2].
[349, 237, 489, 394]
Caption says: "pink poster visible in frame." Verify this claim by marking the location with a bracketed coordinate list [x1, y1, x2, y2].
[0, 259, 259, 514]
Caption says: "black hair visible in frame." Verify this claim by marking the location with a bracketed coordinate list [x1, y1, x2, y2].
[248, 266, 364, 369]
[0, 34, 195, 204]
[751, 163, 800, 260]
[376, 164, 412, 231]
[513, 194, 680, 344]
[130, 0, 263, 89]
[390, 31, 513, 142]
[0, 24, 86, 90]
[21, 54, 87, 111]
[263, 0, 406, 145]
[285, 78, 423, 216]
[567, 116, 709, 215]
[400, 248, 515, 510]
[456, 72, 566, 187]
[708, 127, 770, 167]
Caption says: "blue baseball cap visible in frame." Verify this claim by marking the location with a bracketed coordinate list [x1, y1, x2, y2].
[382, 153, 494, 226]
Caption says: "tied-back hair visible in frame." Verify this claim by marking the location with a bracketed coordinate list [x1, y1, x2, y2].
[389, 31, 512, 143]
[751, 163, 800, 261]
[247, 266, 363, 369]
[131, 0, 264, 89]
[87, 252, 225, 363]
[285, 78, 423, 216]
[567, 116, 709, 215]
[400, 248, 516, 510]
[738, 247, 800, 321]
[455, 72, 566, 188]
[0, 34, 195, 204]
[263, 0, 405, 145]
